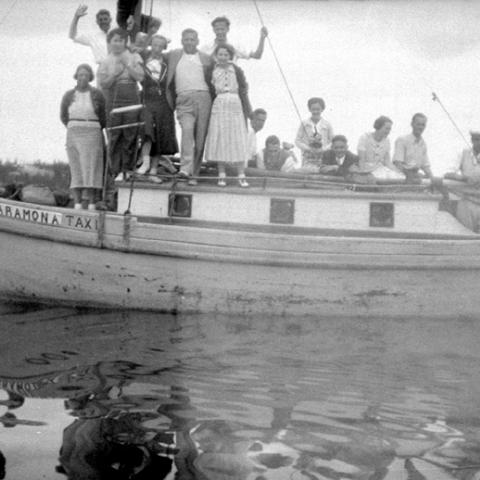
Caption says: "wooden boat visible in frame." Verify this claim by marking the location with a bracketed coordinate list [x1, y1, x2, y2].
[0, 173, 479, 318]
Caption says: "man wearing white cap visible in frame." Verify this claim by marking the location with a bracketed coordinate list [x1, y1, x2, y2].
[457, 130, 480, 182]
[393, 113, 433, 184]
[453, 130, 480, 232]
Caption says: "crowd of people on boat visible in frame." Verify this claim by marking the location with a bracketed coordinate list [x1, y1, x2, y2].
[61, 2, 480, 211]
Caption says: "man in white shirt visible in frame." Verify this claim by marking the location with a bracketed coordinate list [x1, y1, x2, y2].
[69, 5, 112, 64]
[393, 113, 433, 184]
[247, 108, 267, 167]
[200, 16, 268, 62]
[166, 29, 214, 184]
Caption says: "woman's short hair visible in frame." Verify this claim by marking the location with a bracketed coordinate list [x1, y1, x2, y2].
[107, 28, 128, 43]
[307, 97, 325, 110]
[265, 135, 280, 146]
[373, 115, 393, 130]
[73, 63, 94, 82]
[214, 43, 235, 59]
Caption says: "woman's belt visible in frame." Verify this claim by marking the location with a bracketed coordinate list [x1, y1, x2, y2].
[69, 118, 99, 122]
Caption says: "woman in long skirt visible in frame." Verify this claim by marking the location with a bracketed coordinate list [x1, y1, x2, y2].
[204, 44, 252, 187]
[60, 63, 106, 210]
[138, 34, 178, 182]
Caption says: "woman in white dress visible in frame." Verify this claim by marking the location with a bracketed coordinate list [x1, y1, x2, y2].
[204, 44, 252, 187]
[60, 64, 106, 210]
[353, 116, 405, 181]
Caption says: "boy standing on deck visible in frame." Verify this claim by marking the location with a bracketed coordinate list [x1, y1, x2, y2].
[201, 16, 268, 62]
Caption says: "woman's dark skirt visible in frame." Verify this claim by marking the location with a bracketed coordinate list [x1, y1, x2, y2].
[143, 90, 178, 156]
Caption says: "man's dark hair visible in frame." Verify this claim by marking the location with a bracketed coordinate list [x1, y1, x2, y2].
[252, 108, 267, 117]
[332, 134, 348, 144]
[107, 28, 128, 43]
[411, 112, 427, 124]
[182, 28, 198, 38]
[265, 135, 280, 146]
[373, 115, 393, 130]
[307, 97, 325, 110]
[211, 16, 230, 28]
[96, 9, 111, 19]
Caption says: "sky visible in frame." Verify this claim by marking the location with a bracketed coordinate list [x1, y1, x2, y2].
[2, 0, 480, 174]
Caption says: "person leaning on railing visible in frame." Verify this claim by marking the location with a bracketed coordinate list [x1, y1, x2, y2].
[60, 64, 106, 210]
[393, 113, 433, 184]
[348, 115, 404, 183]
[320, 135, 359, 178]
[256, 135, 300, 173]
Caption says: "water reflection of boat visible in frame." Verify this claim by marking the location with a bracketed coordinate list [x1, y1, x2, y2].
[0, 175, 479, 317]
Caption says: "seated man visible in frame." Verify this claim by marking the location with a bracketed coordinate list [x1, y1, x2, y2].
[256, 135, 300, 173]
[393, 113, 433, 184]
[451, 130, 480, 232]
[320, 135, 358, 177]
[456, 130, 480, 184]
[247, 108, 267, 167]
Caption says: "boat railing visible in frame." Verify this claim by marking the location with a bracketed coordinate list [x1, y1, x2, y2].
[129, 171, 442, 195]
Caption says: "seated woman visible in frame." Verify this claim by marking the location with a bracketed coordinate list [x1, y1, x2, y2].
[60, 64, 106, 210]
[137, 34, 178, 182]
[98, 28, 144, 180]
[204, 44, 252, 187]
[295, 97, 333, 172]
[350, 115, 405, 181]
[320, 135, 358, 177]
[256, 135, 300, 173]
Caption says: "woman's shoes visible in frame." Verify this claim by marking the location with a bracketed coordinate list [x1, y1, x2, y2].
[218, 174, 227, 187]
[137, 156, 150, 174]
[238, 177, 249, 188]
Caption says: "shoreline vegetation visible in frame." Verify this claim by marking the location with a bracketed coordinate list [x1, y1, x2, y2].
[0, 160, 70, 192]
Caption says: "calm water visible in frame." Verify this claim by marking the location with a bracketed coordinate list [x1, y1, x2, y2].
[1, 305, 480, 479]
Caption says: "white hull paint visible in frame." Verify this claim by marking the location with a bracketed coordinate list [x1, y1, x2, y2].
[0, 191, 479, 317]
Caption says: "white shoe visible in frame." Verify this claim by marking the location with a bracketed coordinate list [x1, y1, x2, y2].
[74, 203, 82, 210]
[87, 203, 96, 211]
[137, 156, 150, 174]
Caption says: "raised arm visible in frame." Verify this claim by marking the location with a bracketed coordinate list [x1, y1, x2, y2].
[69, 4, 87, 41]
[250, 26, 268, 59]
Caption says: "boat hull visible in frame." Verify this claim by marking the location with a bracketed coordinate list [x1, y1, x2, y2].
[0, 226, 477, 318]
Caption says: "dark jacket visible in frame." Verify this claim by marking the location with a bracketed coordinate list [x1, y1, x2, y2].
[206, 63, 252, 123]
[321, 149, 359, 177]
[165, 49, 214, 111]
[60, 86, 106, 128]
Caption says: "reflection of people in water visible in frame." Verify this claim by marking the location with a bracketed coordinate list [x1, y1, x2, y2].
[57, 415, 174, 479]
[0, 389, 45, 428]
[0, 390, 24, 410]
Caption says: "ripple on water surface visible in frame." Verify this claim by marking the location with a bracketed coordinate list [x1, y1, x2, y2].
[0, 307, 479, 479]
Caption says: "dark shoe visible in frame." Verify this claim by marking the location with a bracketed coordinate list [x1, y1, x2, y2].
[176, 171, 189, 181]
